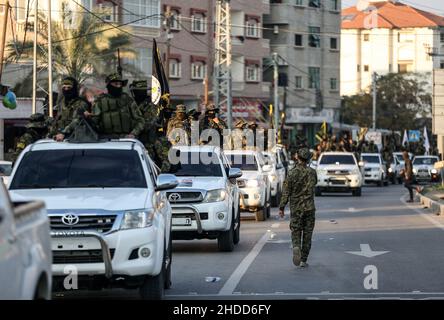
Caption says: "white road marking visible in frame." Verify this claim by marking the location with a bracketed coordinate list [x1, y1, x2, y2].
[346, 244, 389, 258]
[218, 232, 269, 295]
[401, 195, 444, 231]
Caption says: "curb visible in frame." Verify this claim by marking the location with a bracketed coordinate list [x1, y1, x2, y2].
[418, 193, 444, 216]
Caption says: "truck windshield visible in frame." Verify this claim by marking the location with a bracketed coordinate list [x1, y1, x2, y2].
[169, 152, 223, 177]
[320, 155, 356, 165]
[228, 154, 258, 171]
[10, 149, 147, 189]
[362, 155, 381, 164]
[413, 158, 438, 165]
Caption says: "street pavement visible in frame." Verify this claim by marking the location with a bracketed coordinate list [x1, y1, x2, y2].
[55, 184, 444, 300]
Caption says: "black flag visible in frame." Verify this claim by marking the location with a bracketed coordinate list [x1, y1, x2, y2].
[151, 39, 170, 106]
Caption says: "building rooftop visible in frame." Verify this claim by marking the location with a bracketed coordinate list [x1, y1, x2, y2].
[342, 1, 444, 29]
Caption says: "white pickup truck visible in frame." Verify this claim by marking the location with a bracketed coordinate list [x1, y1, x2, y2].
[168, 146, 242, 252]
[8, 139, 178, 300]
[0, 182, 52, 299]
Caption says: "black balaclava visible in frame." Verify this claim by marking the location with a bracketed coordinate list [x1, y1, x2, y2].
[107, 83, 123, 97]
[132, 89, 148, 105]
[62, 77, 79, 101]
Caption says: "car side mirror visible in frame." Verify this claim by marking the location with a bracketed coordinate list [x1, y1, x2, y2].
[311, 161, 318, 168]
[358, 161, 365, 167]
[228, 168, 242, 179]
[262, 164, 272, 172]
[155, 174, 179, 191]
[276, 163, 284, 170]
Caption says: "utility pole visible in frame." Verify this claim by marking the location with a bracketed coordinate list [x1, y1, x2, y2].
[214, 0, 232, 129]
[164, 5, 172, 81]
[0, 1, 10, 82]
[32, 0, 38, 114]
[203, 76, 209, 105]
[372, 72, 377, 130]
[47, 0, 53, 117]
[272, 52, 279, 133]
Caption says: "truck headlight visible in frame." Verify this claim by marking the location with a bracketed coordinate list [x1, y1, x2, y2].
[413, 168, 417, 174]
[203, 189, 227, 203]
[269, 174, 278, 182]
[388, 167, 393, 173]
[431, 169, 438, 174]
[121, 210, 154, 229]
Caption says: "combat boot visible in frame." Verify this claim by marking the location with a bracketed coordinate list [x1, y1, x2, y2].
[299, 261, 308, 268]
[293, 247, 301, 266]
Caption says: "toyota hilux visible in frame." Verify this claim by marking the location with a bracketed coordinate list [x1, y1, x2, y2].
[168, 146, 242, 252]
[8, 139, 178, 300]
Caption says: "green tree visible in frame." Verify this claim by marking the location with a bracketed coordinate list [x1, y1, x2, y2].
[341, 73, 432, 131]
[6, 12, 140, 97]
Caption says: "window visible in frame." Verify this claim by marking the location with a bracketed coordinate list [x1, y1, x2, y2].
[330, 37, 338, 50]
[129, 48, 152, 77]
[309, 0, 320, 8]
[363, 33, 370, 41]
[169, 152, 223, 177]
[99, 3, 117, 22]
[295, 0, 304, 6]
[295, 34, 303, 46]
[331, 0, 339, 11]
[295, 76, 303, 89]
[170, 11, 181, 30]
[398, 63, 413, 73]
[319, 154, 356, 165]
[440, 32, 444, 43]
[308, 67, 320, 89]
[191, 13, 207, 33]
[246, 64, 260, 82]
[169, 59, 181, 78]
[246, 19, 260, 38]
[191, 62, 207, 80]
[330, 78, 338, 90]
[364, 65, 369, 72]
[357, 64, 361, 72]
[309, 26, 321, 47]
[441, 62, 444, 69]
[398, 33, 414, 43]
[123, 0, 161, 28]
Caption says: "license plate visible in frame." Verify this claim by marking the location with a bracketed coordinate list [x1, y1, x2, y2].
[173, 217, 192, 226]
[51, 237, 101, 251]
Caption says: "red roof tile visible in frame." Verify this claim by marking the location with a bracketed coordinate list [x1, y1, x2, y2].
[342, 1, 444, 29]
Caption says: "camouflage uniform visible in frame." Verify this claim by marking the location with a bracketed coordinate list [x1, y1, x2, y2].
[199, 105, 227, 146]
[130, 80, 171, 172]
[230, 119, 247, 150]
[279, 148, 317, 264]
[167, 104, 190, 145]
[50, 77, 90, 137]
[92, 73, 145, 139]
[12, 113, 49, 162]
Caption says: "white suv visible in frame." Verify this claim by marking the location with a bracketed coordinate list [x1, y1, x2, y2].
[8, 139, 178, 300]
[315, 152, 363, 197]
[225, 150, 272, 221]
[168, 146, 242, 252]
[361, 153, 389, 187]
[262, 151, 285, 207]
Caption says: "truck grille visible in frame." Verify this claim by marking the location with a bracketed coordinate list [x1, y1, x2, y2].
[49, 215, 117, 233]
[166, 191, 203, 203]
[173, 212, 209, 220]
[53, 249, 115, 264]
[327, 170, 350, 175]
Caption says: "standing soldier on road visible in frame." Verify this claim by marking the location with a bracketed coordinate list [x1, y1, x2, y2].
[92, 73, 145, 139]
[12, 113, 49, 162]
[402, 148, 420, 203]
[53, 77, 90, 141]
[279, 148, 317, 268]
[200, 105, 227, 146]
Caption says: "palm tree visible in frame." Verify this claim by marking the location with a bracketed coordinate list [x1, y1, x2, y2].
[6, 12, 141, 97]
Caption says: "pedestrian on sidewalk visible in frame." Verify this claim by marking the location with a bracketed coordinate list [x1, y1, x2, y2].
[279, 148, 317, 268]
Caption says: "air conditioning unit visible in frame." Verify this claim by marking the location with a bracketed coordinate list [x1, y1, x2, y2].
[274, 25, 279, 35]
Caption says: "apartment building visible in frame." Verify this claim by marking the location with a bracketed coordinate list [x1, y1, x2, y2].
[341, 0, 444, 96]
[264, 0, 341, 145]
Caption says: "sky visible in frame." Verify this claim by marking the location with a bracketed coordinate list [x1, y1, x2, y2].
[341, 0, 444, 15]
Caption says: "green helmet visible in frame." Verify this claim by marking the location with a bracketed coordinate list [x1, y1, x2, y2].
[27, 113, 46, 129]
[297, 147, 312, 162]
[129, 80, 150, 90]
[105, 73, 128, 86]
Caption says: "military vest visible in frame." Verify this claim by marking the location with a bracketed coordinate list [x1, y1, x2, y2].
[96, 93, 133, 134]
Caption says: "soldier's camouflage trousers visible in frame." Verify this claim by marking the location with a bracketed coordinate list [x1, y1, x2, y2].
[290, 210, 315, 262]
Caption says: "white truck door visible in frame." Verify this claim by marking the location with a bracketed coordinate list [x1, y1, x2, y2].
[0, 185, 22, 299]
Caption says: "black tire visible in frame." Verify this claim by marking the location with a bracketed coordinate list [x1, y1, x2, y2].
[352, 188, 362, 197]
[383, 180, 389, 186]
[271, 192, 279, 207]
[266, 200, 271, 219]
[398, 177, 403, 184]
[218, 220, 235, 252]
[315, 187, 322, 197]
[255, 208, 266, 222]
[139, 268, 165, 300]
[233, 207, 241, 245]
[378, 180, 383, 187]
[164, 236, 172, 290]
[391, 175, 396, 184]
